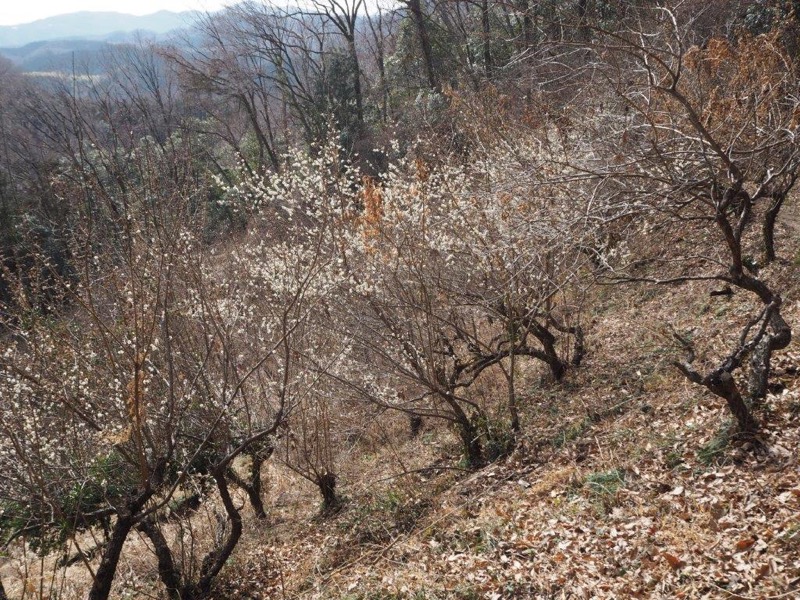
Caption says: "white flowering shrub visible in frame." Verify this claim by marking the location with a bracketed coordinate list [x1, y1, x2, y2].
[223, 134, 600, 467]
[0, 126, 602, 595]
[0, 142, 349, 597]
[216, 139, 356, 511]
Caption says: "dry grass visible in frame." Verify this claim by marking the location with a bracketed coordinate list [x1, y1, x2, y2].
[5, 205, 800, 600]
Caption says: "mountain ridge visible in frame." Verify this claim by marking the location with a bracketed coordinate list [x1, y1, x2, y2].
[0, 10, 200, 48]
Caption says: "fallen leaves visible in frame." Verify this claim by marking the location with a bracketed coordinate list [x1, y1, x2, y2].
[735, 537, 756, 551]
[207, 334, 800, 600]
[662, 552, 687, 569]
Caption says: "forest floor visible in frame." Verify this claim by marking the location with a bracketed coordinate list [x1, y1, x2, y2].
[210, 217, 800, 599]
[4, 222, 800, 600]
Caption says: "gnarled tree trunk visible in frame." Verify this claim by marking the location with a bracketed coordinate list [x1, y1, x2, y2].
[317, 472, 339, 511]
[137, 519, 182, 600]
[88, 513, 137, 600]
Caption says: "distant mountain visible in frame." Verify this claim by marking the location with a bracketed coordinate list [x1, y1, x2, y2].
[0, 39, 130, 76]
[0, 11, 200, 48]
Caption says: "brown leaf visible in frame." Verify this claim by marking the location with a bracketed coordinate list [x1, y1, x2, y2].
[735, 538, 756, 551]
[662, 552, 686, 569]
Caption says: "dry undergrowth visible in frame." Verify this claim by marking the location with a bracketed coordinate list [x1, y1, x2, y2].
[211, 217, 800, 599]
[3, 218, 800, 600]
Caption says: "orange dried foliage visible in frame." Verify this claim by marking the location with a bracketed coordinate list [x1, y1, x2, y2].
[361, 176, 383, 229]
[357, 176, 383, 251]
[680, 32, 794, 139]
[415, 157, 430, 182]
[107, 352, 148, 446]
[125, 352, 148, 441]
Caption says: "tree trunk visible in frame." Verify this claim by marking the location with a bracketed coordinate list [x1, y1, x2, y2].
[709, 371, 758, 434]
[237, 94, 280, 172]
[367, 10, 389, 122]
[482, 0, 493, 79]
[193, 472, 243, 598]
[518, 0, 534, 51]
[347, 38, 364, 123]
[529, 320, 568, 381]
[749, 309, 792, 401]
[317, 472, 339, 511]
[409, 414, 424, 437]
[577, 0, 591, 43]
[247, 456, 267, 520]
[459, 419, 484, 468]
[139, 466, 254, 600]
[508, 345, 520, 433]
[440, 390, 484, 466]
[749, 337, 773, 403]
[406, 0, 439, 91]
[572, 325, 586, 366]
[763, 191, 786, 265]
[548, 317, 585, 368]
[226, 453, 268, 519]
[87, 513, 136, 600]
[543, 347, 567, 381]
[376, 38, 388, 122]
[137, 520, 182, 600]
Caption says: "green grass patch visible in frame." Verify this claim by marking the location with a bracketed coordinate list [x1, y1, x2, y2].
[552, 417, 592, 448]
[697, 426, 731, 465]
[585, 468, 626, 496]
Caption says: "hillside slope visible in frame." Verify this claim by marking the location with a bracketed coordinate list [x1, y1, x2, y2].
[1, 167, 798, 600]
[201, 212, 800, 599]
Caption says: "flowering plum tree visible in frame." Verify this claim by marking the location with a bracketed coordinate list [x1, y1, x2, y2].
[308, 138, 593, 466]
[0, 134, 341, 598]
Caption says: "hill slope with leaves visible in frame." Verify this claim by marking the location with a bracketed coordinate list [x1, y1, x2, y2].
[209, 229, 800, 600]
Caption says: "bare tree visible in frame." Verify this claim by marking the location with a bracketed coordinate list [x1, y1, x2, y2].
[303, 0, 366, 123]
[170, 8, 285, 171]
[404, 0, 440, 90]
[364, 2, 400, 122]
[587, 8, 800, 433]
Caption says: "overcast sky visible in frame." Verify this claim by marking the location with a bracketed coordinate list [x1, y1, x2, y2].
[0, 1, 230, 26]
